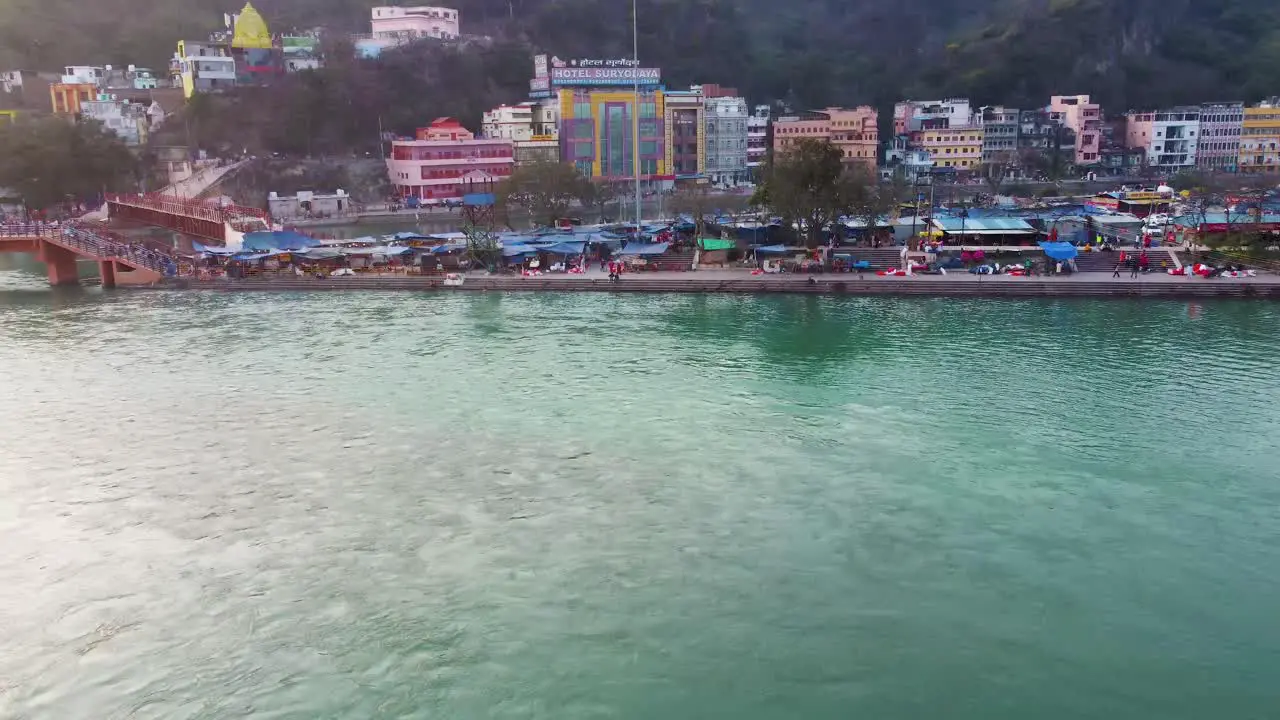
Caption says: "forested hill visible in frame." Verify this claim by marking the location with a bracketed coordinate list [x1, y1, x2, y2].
[1, 0, 1277, 109]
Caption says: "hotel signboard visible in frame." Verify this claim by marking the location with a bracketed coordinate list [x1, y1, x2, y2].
[549, 67, 661, 87]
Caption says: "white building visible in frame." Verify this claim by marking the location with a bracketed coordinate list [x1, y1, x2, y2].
[371, 5, 460, 41]
[704, 96, 749, 185]
[883, 135, 934, 183]
[81, 96, 151, 146]
[482, 103, 535, 141]
[482, 100, 559, 164]
[1152, 106, 1201, 169]
[895, 98, 974, 133]
[61, 65, 105, 85]
[747, 104, 770, 169]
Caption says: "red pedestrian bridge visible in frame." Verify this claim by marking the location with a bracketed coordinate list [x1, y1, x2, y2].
[0, 222, 176, 286]
[105, 193, 271, 244]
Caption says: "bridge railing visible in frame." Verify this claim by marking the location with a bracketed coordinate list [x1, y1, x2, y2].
[0, 222, 176, 275]
[106, 193, 271, 226]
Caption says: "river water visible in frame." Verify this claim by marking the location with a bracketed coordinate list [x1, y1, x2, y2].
[1, 281, 1278, 718]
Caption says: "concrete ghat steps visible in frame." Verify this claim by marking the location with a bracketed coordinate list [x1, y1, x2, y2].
[1074, 248, 1173, 273]
[165, 276, 1280, 299]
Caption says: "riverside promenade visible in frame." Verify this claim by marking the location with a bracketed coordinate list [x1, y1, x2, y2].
[161, 270, 1280, 299]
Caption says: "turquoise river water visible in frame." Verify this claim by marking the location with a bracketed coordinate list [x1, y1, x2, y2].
[1, 271, 1278, 718]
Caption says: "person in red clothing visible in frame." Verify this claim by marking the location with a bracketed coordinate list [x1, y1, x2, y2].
[1139, 251, 1150, 273]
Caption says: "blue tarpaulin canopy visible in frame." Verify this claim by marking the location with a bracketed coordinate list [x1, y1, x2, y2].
[193, 242, 237, 255]
[543, 242, 586, 255]
[242, 230, 322, 250]
[615, 242, 669, 256]
[342, 245, 414, 256]
[754, 244, 797, 255]
[502, 244, 538, 257]
[1038, 241, 1079, 262]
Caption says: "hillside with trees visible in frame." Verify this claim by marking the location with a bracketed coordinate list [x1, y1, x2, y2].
[2, 0, 1278, 112]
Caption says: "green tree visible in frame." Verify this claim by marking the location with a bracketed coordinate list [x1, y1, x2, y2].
[670, 185, 715, 238]
[754, 138, 847, 248]
[0, 117, 139, 211]
[496, 159, 592, 227]
[844, 167, 906, 244]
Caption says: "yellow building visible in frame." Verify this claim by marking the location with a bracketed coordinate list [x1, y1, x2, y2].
[918, 126, 985, 169]
[231, 3, 273, 49]
[1239, 102, 1280, 174]
[557, 87, 668, 181]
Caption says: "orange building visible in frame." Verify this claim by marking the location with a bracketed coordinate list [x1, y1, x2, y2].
[50, 83, 96, 115]
[772, 106, 879, 169]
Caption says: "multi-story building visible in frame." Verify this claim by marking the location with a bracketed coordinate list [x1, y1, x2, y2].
[664, 89, 704, 180]
[747, 104, 770, 170]
[282, 34, 322, 72]
[49, 83, 97, 114]
[704, 95, 749, 185]
[1239, 98, 1280, 174]
[773, 106, 878, 170]
[557, 88, 668, 183]
[1196, 102, 1244, 172]
[80, 95, 151, 146]
[482, 101, 559, 164]
[372, 5, 460, 40]
[229, 3, 282, 85]
[915, 123, 984, 171]
[894, 98, 972, 135]
[1049, 95, 1102, 165]
[1128, 107, 1200, 170]
[386, 117, 514, 201]
[172, 40, 236, 98]
[979, 106, 1019, 163]
[883, 135, 933, 182]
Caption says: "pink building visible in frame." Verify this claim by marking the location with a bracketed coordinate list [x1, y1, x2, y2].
[386, 117, 514, 201]
[1050, 95, 1103, 165]
[1126, 111, 1155, 153]
[371, 5, 460, 41]
[772, 106, 879, 169]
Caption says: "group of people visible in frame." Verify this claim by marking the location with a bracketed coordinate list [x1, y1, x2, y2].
[605, 259, 626, 282]
[1112, 250, 1154, 278]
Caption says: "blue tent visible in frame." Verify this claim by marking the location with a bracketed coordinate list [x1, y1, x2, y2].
[754, 244, 796, 255]
[1038, 241, 1079, 262]
[502, 244, 538, 257]
[543, 242, 586, 255]
[615, 242, 669, 256]
[242, 230, 322, 251]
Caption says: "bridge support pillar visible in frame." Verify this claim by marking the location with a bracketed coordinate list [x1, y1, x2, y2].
[37, 240, 81, 286]
[99, 260, 117, 289]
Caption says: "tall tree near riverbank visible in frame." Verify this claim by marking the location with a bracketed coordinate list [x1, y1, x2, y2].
[0, 117, 139, 211]
[752, 139, 849, 248]
[845, 168, 907, 243]
[495, 160, 592, 228]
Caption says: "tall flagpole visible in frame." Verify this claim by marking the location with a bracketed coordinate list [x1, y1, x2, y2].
[632, 0, 642, 236]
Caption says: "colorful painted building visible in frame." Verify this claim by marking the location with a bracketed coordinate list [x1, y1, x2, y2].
[386, 117, 514, 201]
[1238, 99, 1280, 174]
[558, 88, 668, 182]
[915, 124, 984, 170]
[229, 3, 281, 84]
[50, 83, 97, 114]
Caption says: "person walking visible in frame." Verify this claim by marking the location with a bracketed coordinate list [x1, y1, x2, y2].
[1112, 259, 1123, 278]
[1129, 256, 1140, 278]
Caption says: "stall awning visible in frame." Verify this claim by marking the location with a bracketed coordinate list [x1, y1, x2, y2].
[932, 217, 1037, 235]
[615, 242, 670, 256]
[243, 230, 322, 250]
[1038, 241, 1078, 262]
[697, 238, 735, 251]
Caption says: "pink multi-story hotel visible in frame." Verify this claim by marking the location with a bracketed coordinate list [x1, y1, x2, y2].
[386, 117, 514, 201]
[772, 106, 879, 169]
[1049, 95, 1103, 165]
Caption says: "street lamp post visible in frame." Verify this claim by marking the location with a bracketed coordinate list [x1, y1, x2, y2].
[631, 0, 642, 238]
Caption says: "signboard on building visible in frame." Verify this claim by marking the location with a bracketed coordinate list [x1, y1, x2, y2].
[551, 57, 640, 68]
[533, 54, 548, 78]
[550, 67, 661, 87]
[529, 76, 550, 92]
